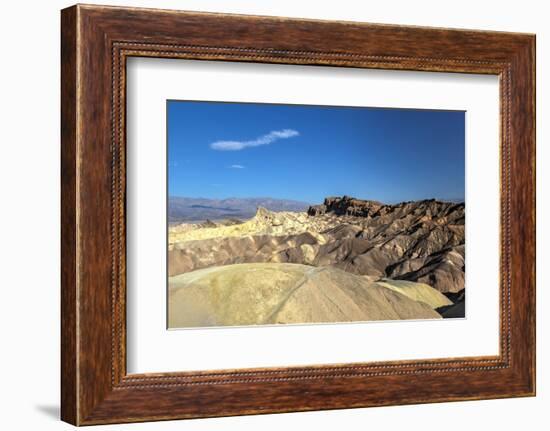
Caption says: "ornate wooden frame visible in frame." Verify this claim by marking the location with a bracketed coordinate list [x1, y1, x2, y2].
[61, 4, 536, 425]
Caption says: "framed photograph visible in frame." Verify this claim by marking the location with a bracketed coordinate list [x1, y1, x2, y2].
[61, 4, 536, 425]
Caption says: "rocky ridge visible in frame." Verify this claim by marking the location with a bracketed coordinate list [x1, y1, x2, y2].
[169, 197, 465, 295]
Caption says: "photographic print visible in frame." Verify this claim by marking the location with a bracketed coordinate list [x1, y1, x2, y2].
[167, 101, 465, 329]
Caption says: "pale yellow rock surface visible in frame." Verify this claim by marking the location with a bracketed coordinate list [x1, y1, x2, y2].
[168, 263, 442, 328]
[168, 207, 331, 246]
[376, 279, 453, 309]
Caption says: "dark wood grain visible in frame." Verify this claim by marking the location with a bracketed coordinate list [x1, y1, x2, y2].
[60, 5, 78, 425]
[61, 4, 535, 425]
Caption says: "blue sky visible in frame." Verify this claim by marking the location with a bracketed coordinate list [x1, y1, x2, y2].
[167, 100, 465, 204]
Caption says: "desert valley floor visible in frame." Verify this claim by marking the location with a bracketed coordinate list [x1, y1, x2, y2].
[167, 196, 466, 328]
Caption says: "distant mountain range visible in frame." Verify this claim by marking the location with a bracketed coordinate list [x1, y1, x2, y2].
[168, 197, 311, 223]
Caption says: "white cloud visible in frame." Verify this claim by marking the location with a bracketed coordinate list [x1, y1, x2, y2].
[228, 164, 245, 169]
[210, 129, 299, 151]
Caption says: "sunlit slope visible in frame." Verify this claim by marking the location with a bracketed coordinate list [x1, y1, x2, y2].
[168, 263, 442, 328]
[376, 279, 453, 309]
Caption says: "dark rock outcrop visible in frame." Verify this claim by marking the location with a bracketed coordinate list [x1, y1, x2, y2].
[444, 289, 466, 304]
[436, 289, 465, 318]
[308, 196, 384, 217]
[437, 300, 465, 318]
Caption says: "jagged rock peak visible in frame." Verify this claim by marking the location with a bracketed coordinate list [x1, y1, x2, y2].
[308, 196, 383, 217]
[255, 206, 271, 218]
[254, 206, 285, 227]
[307, 196, 464, 218]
